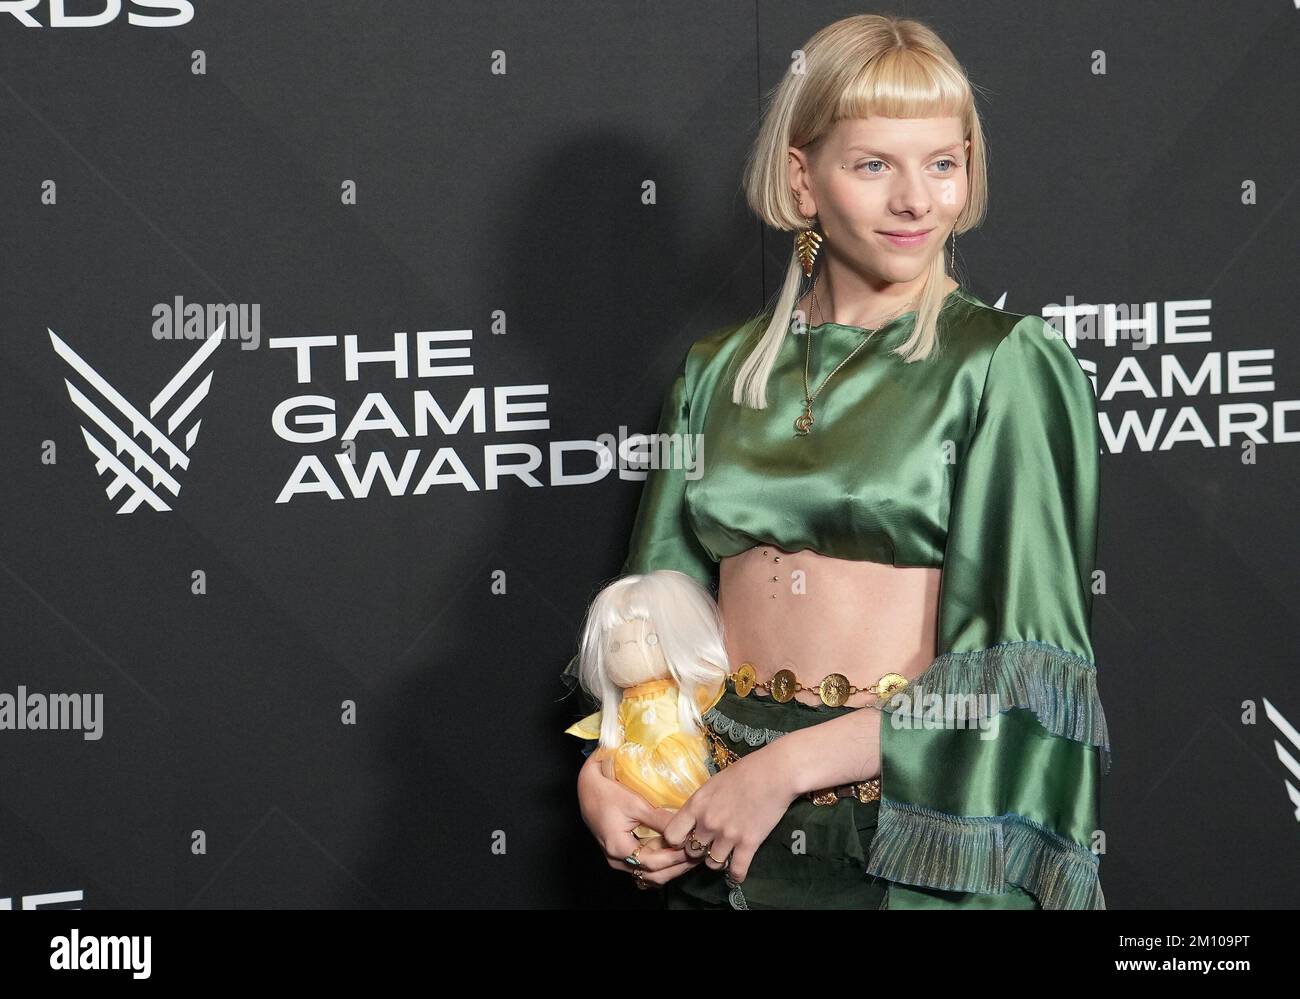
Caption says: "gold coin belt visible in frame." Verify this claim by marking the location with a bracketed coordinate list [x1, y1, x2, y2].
[729, 661, 910, 709]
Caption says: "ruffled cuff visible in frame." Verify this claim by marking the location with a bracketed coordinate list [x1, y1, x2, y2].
[866, 797, 1105, 910]
[897, 639, 1112, 774]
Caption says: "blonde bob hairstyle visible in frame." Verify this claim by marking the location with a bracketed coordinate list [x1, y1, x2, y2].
[734, 14, 990, 409]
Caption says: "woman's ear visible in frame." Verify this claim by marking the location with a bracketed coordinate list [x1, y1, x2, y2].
[788, 148, 814, 217]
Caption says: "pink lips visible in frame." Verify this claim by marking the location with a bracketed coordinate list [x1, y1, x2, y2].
[878, 228, 933, 248]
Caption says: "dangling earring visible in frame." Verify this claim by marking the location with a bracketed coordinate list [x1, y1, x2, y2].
[793, 191, 823, 278]
[949, 228, 957, 273]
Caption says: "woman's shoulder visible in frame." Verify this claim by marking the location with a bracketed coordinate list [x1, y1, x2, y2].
[944, 291, 1079, 379]
[686, 312, 769, 365]
[944, 289, 1034, 357]
[950, 294, 1095, 423]
[673, 312, 771, 392]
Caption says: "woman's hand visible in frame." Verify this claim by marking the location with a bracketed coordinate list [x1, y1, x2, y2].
[661, 746, 798, 884]
[576, 750, 704, 888]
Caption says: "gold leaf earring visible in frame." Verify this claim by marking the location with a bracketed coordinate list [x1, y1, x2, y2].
[792, 190, 823, 278]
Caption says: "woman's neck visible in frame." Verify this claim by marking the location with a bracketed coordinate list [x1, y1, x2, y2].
[799, 262, 957, 328]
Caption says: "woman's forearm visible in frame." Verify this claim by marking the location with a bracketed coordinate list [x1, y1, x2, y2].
[755, 704, 883, 798]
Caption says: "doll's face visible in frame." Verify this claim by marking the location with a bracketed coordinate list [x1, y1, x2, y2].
[604, 617, 668, 688]
[788, 115, 969, 287]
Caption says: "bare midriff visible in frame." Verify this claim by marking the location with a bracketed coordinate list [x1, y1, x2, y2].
[718, 545, 941, 709]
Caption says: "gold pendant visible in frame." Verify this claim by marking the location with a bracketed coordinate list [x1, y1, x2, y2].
[707, 729, 738, 770]
[794, 404, 814, 435]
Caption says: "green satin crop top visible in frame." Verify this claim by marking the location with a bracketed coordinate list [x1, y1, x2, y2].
[658, 288, 988, 569]
[620, 285, 1102, 664]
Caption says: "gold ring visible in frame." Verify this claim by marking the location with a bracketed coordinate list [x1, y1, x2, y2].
[633, 868, 648, 890]
[624, 844, 646, 866]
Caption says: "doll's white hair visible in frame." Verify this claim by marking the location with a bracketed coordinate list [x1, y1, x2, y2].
[575, 570, 729, 751]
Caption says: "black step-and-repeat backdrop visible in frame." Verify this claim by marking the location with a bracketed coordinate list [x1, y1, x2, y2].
[1, 2, 1296, 909]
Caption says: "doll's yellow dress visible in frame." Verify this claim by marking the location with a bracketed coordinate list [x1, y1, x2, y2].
[565, 676, 725, 836]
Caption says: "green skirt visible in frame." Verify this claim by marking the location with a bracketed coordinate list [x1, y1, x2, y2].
[662, 679, 1041, 910]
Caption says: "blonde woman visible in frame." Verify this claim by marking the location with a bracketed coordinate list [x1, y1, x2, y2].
[564, 13, 1109, 909]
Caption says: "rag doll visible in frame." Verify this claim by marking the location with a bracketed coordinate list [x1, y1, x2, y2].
[564, 569, 729, 840]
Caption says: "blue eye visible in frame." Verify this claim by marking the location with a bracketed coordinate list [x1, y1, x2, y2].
[857, 158, 961, 174]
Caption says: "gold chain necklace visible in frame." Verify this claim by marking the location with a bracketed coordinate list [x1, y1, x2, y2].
[794, 278, 916, 436]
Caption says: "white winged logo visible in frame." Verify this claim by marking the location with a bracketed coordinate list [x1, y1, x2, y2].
[1264, 697, 1300, 822]
[48, 324, 225, 513]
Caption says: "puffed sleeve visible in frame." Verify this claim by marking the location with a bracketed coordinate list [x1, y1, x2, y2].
[866, 315, 1112, 910]
[559, 344, 718, 700]
[618, 345, 717, 587]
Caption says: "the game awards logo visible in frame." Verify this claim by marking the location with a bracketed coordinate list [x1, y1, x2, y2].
[48, 324, 223, 513]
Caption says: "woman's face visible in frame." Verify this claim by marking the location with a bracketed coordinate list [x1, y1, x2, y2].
[789, 116, 969, 286]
